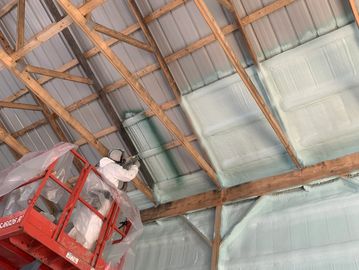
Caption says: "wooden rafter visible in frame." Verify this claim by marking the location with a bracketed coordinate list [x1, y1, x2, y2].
[26, 65, 93, 84]
[0, 0, 17, 18]
[128, 0, 181, 101]
[0, 0, 104, 71]
[0, 26, 85, 172]
[141, 149, 359, 222]
[0, 100, 43, 111]
[0, 50, 109, 156]
[194, 0, 301, 168]
[1, 0, 303, 160]
[211, 205, 222, 270]
[16, 0, 25, 50]
[349, 0, 359, 26]
[43, 0, 157, 198]
[57, 0, 222, 189]
[93, 23, 153, 53]
[0, 24, 237, 150]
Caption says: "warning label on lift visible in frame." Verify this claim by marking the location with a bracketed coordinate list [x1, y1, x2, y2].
[66, 252, 79, 265]
[0, 214, 24, 229]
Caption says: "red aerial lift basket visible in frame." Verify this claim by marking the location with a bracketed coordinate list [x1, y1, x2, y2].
[0, 149, 132, 270]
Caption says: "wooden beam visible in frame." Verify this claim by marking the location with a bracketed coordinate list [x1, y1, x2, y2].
[0, 31, 13, 54]
[26, 65, 93, 84]
[93, 23, 153, 53]
[16, 0, 25, 50]
[349, 0, 359, 26]
[0, 124, 29, 155]
[128, 0, 181, 101]
[4, 59, 79, 102]
[4, 0, 192, 103]
[83, 0, 188, 59]
[229, 0, 258, 65]
[141, 150, 359, 222]
[57, 0, 222, 189]
[0, 100, 43, 111]
[43, 0, 156, 201]
[0, 0, 104, 71]
[194, 0, 301, 168]
[241, 0, 295, 26]
[0, 0, 17, 18]
[0, 27, 83, 172]
[211, 205, 222, 270]
[0, 50, 109, 157]
[2, 23, 238, 138]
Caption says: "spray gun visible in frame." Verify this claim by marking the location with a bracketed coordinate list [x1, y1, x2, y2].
[122, 154, 141, 169]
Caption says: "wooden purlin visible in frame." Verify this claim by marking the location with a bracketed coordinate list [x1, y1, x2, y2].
[194, 0, 301, 169]
[0, 27, 83, 171]
[0, 0, 105, 71]
[241, 0, 296, 26]
[57, 0, 222, 189]
[0, 0, 304, 160]
[0, 50, 109, 157]
[43, 0, 157, 202]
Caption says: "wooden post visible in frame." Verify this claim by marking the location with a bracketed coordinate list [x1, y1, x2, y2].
[211, 205, 222, 270]
[16, 0, 25, 50]
[194, 0, 301, 168]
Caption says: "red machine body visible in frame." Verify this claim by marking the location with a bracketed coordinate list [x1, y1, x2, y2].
[0, 150, 131, 270]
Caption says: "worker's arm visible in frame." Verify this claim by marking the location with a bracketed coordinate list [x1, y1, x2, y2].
[107, 163, 139, 182]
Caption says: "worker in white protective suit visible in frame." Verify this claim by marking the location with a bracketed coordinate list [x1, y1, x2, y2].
[68, 149, 140, 250]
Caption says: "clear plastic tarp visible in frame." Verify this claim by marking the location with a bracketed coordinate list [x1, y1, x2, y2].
[0, 142, 143, 269]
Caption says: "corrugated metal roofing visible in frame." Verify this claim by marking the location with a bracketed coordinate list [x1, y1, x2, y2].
[0, 0, 356, 207]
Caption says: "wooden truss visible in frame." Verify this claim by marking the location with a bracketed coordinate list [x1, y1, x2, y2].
[0, 1, 357, 269]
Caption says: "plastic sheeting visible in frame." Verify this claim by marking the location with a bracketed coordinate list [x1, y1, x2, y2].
[0, 142, 143, 269]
